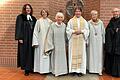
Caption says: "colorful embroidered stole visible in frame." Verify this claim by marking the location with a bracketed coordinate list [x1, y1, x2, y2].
[71, 16, 85, 70]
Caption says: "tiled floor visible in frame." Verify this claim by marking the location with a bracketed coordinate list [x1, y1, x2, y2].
[0, 67, 45, 80]
[0, 67, 120, 80]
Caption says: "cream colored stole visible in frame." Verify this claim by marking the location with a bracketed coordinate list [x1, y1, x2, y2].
[71, 16, 85, 70]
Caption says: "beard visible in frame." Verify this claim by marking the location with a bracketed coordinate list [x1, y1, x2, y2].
[114, 15, 119, 18]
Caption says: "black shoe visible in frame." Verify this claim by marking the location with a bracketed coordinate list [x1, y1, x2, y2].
[77, 73, 83, 77]
[24, 70, 29, 76]
[24, 73, 29, 76]
[30, 70, 34, 73]
[71, 73, 76, 76]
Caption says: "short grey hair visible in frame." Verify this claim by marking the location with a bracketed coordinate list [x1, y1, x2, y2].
[91, 10, 98, 15]
[112, 8, 120, 12]
[55, 12, 64, 20]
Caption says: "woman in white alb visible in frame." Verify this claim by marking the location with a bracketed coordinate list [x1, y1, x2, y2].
[45, 12, 68, 76]
[32, 9, 52, 74]
[87, 10, 105, 75]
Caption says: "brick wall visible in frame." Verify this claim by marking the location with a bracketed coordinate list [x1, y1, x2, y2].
[83, 0, 100, 20]
[0, 0, 119, 67]
[100, 0, 120, 27]
[49, 0, 67, 21]
[0, 0, 50, 67]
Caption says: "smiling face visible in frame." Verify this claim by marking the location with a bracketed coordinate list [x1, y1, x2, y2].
[56, 16, 64, 24]
[55, 12, 64, 24]
[26, 5, 31, 14]
[74, 8, 82, 18]
[41, 10, 48, 18]
[91, 10, 98, 21]
[112, 8, 120, 18]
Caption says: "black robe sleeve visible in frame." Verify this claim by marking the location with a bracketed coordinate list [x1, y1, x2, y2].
[15, 14, 23, 40]
[105, 19, 114, 54]
[105, 28, 113, 54]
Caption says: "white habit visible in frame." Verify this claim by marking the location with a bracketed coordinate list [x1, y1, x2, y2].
[87, 19, 105, 75]
[45, 22, 68, 76]
[32, 18, 52, 74]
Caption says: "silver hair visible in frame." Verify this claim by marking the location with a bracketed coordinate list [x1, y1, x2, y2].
[55, 12, 64, 20]
[91, 10, 98, 15]
[112, 8, 120, 12]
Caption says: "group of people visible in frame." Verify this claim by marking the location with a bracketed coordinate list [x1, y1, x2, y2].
[15, 4, 120, 77]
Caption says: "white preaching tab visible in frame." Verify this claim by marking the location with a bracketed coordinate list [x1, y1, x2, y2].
[27, 15, 32, 21]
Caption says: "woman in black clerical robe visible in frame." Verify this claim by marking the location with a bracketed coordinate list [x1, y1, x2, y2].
[105, 10, 120, 77]
[15, 4, 36, 76]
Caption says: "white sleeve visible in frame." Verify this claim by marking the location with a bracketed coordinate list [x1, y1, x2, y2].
[32, 20, 40, 46]
[101, 21, 105, 44]
[66, 19, 74, 40]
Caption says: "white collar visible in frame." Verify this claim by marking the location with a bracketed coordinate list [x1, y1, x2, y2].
[55, 22, 62, 27]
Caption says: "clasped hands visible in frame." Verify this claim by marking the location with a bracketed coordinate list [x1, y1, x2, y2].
[73, 30, 84, 35]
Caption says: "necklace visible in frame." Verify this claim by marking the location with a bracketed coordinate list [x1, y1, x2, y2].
[90, 19, 99, 36]
[93, 25, 97, 36]
[91, 22, 98, 36]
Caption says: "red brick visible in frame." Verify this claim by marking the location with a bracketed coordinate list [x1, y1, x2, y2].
[0, 0, 119, 67]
